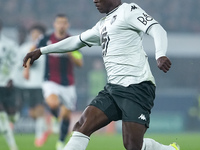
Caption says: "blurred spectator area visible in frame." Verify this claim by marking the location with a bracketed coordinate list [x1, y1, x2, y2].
[0, 0, 200, 32]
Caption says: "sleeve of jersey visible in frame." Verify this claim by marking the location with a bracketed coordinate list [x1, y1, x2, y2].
[40, 35, 85, 54]
[79, 22, 101, 47]
[124, 4, 158, 33]
[148, 24, 168, 60]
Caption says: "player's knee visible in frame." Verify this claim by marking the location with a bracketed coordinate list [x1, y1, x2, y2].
[46, 98, 59, 109]
[123, 140, 142, 150]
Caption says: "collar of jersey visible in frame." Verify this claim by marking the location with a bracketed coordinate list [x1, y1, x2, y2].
[106, 4, 122, 16]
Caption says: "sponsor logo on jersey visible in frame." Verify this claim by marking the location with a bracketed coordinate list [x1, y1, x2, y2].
[137, 13, 153, 25]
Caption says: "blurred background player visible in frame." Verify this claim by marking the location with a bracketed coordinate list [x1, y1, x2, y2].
[21, 24, 49, 147]
[0, 18, 19, 150]
[26, 14, 83, 150]
[14, 23, 49, 147]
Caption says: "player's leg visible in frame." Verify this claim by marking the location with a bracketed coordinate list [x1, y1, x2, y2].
[31, 104, 50, 147]
[45, 93, 60, 118]
[54, 84, 77, 150]
[63, 105, 111, 150]
[56, 105, 71, 150]
[43, 81, 60, 119]
[0, 87, 18, 150]
[63, 89, 120, 150]
[114, 81, 179, 150]
[122, 121, 146, 150]
[142, 138, 180, 150]
[28, 89, 50, 147]
[43, 82, 64, 150]
[122, 122, 179, 150]
[7, 88, 21, 124]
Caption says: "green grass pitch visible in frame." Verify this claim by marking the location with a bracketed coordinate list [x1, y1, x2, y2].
[0, 132, 200, 150]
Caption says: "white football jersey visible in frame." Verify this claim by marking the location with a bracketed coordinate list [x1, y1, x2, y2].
[0, 34, 17, 86]
[13, 41, 45, 88]
[80, 3, 158, 87]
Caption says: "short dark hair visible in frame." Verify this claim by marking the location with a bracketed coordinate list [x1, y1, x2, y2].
[29, 24, 46, 34]
[56, 14, 68, 19]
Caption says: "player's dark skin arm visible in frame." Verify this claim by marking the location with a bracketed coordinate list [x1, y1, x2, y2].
[157, 56, 171, 73]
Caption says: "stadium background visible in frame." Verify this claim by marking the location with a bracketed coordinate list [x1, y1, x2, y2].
[0, 0, 200, 149]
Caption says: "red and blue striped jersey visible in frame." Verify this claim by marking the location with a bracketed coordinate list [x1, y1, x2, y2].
[37, 33, 74, 86]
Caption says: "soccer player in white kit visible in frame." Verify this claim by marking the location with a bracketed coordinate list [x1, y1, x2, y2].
[23, 0, 180, 150]
[0, 19, 19, 150]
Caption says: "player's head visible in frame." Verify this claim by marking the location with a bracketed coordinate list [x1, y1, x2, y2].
[53, 14, 69, 36]
[93, 0, 121, 14]
[29, 24, 46, 41]
[17, 25, 27, 45]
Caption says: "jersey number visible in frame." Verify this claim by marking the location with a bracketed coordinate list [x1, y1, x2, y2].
[101, 27, 110, 56]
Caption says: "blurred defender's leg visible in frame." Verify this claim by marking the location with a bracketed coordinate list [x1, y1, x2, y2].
[0, 111, 18, 150]
[56, 105, 71, 150]
[28, 89, 50, 147]
[0, 87, 18, 150]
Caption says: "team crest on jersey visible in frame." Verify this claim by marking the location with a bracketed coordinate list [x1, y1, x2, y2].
[110, 15, 117, 25]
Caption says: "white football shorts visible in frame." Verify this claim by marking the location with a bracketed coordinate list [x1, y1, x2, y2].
[42, 81, 77, 111]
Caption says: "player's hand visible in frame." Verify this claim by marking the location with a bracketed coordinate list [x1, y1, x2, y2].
[23, 49, 41, 68]
[156, 56, 171, 73]
[23, 69, 29, 80]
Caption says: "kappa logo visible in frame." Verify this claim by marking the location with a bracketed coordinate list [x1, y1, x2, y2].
[138, 114, 146, 121]
[131, 5, 138, 11]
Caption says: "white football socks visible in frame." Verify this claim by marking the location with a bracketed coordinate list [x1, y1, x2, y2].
[142, 138, 176, 150]
[63, 131, 90, 150]
[0, 111, 18, 150]
[35, 116, 47, 139]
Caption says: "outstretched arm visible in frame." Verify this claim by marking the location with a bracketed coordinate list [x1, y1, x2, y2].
[40, 35, 85, 54]
[23, 35, 85, 68]
[148, 24, 171, 73]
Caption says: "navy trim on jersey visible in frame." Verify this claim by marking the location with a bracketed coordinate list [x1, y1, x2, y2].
[145, 23, 159, 34]
[60, 56, 69, 85]
[79, 35, 92, 47]
[107, 4, 121, 16]
[37, 35, 51, 48]
[44, 55, 49, 81]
